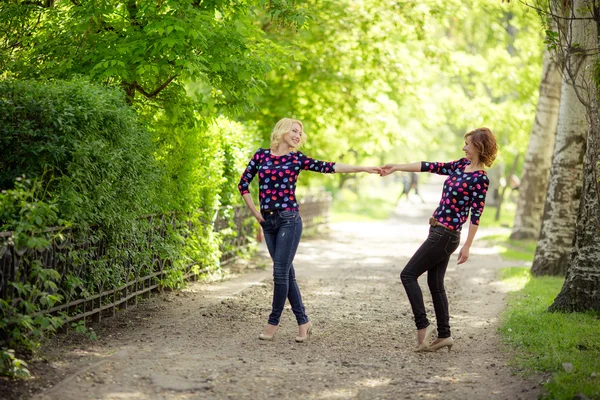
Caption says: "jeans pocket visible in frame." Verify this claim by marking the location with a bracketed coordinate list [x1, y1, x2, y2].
[444, 235, 460, 255]
[428, 227, 443, 242]
[280, 210, 298, 220]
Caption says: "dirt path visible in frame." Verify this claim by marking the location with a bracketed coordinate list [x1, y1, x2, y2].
[3, 184, 543, 400]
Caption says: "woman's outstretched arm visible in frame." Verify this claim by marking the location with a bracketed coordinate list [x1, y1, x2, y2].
[334, 163, 381, 174]
[380, 162, 421, 176]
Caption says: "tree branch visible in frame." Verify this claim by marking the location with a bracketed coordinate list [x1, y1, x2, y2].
[132, 74, 179, 98]
[519, 0, 598, 21]
[20, 0, 55, 8]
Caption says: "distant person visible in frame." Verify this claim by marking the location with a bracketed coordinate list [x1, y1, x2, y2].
[509, 173, 521, 202]
[238, 118, 380, 342]
[397, 172, 425, 203]
[381, 128, 498, 352]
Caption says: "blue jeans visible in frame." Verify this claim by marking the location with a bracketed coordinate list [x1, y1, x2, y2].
[400, 226, 461, 338]
[260, 210, 308, 326]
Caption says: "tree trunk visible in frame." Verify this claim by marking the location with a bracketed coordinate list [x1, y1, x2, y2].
[549, 95, 600, 312]
[530, 0, 592, 276]
[510, 50, 561, 240]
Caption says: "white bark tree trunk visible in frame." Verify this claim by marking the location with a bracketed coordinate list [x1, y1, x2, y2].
[531, 0, 592, 276]
[510, 50, 561, 240]
[549, 94, 600, 312]
[549, 0, 600, 312]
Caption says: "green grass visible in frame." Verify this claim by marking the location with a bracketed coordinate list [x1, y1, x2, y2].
[480, 200, 517, 228]
[479, 232, 537, 262]
[499, 267, 600, 399]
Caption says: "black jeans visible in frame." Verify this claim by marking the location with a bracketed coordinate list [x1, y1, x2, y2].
[400, 226, 461, 338]
[260, 210, 307, 326]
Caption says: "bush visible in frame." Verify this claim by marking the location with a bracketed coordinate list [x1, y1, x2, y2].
[0, 80, 258, 373]
[0, 79, 159, 232]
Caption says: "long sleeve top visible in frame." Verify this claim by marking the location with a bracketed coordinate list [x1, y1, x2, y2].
[421, 158, 489, 231]
[238, 148, 336, 211]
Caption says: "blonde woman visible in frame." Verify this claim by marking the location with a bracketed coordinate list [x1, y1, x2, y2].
[238, 118, 380, 342]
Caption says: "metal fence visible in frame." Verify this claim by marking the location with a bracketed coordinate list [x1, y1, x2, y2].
[0, 193, 331, 330]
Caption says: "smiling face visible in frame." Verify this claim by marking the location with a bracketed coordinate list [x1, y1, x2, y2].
[282, 122, 303, 149]
[462, 135, 480, 164]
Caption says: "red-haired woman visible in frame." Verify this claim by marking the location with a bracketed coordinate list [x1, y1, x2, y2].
[381, 128, 498, 352]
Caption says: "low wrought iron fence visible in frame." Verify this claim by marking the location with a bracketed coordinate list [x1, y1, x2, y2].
[0, 193, 331, 333]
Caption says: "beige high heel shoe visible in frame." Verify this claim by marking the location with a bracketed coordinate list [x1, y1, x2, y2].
[414, 324, 437, 352]
[259, 325, 278, 341]
[295, 322, 313, 343]
[425, 336, 454, 352]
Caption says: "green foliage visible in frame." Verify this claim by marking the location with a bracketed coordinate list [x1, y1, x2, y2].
[0, 349, 30, 379]
[71, 320, 97, 341]
[0, 0, 300, 121]
[499, 268, 600, 399]
[0, 79, 159, 232]
[0, 180, 66, 366]
[240, 0, 543, 195]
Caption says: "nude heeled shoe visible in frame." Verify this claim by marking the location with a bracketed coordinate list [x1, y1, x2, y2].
[414, 324, 437, 352]
[295, 322, 313, 343]
[259, 325, 278, 341]
[425, 336, 454, 352]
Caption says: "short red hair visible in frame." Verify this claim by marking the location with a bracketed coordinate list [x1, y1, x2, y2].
[465, 128, 498, 167]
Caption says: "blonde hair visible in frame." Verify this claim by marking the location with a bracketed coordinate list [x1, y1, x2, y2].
[270, 118, 307, 151]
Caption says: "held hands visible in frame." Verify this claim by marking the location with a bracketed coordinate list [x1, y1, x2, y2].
[379, 164, 398, 177]
[356, 165, 397, 175]
[363, 166, 383, 174]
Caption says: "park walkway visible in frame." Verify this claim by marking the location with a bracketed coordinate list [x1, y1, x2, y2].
[11, 180, 541, 400]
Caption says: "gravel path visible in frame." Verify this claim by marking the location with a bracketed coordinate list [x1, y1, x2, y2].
[2, 184, 543, 400]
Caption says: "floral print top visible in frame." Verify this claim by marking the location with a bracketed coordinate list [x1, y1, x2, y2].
[238, 148, 336, 211]
[422, 158, 489, 231]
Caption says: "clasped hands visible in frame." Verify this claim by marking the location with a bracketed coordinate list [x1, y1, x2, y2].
[363, 164, 401, 176]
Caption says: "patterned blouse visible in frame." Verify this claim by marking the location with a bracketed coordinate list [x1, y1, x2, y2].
[422, 158, 489, 231]
[238, 148, 336, 211]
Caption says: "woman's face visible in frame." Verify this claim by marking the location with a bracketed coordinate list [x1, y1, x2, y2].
[282, 122, 303, 148]
[462, 135, 479, 162]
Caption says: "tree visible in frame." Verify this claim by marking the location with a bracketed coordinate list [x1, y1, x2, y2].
[510, 48, 561, 240]
[530, 0, 591, 276]
[549, 103, 600, 312]
[545, 0, 600, 311]
[0, 0, 304, 121]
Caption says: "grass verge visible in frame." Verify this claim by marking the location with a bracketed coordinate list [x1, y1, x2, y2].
[480, 232, 537, 262]
[499, 267, 600, 399]
[480, 200, 517, 228]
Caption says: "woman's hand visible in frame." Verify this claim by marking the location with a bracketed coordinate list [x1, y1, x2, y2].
[380, 164, 397, 177]
[364, 166, 382, 174]
[254, 211, 265, 223]
[457, 245, 470, 264]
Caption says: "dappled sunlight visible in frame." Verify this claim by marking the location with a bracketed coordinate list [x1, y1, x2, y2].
[469, 245, 504, 255]
[499, 274, 530, 292]
[452, 312, 496, 329]
[352, 275, 388, 281]
[317, 387, 359, 399]
[357, 377, 392, 387]
[314, 290, 342, 296]
[100, 392, 148, 400]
